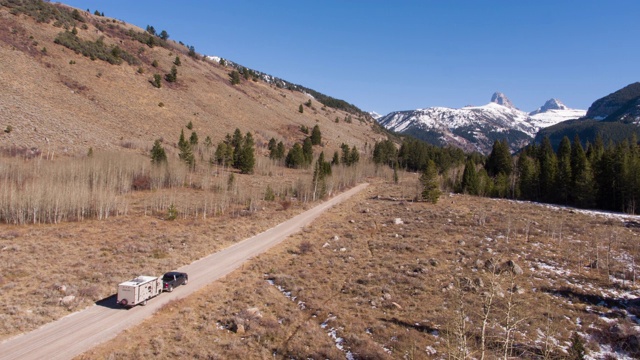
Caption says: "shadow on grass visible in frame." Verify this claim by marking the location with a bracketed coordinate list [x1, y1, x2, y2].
[95, 294, 127, 310]
[379, 317, 439, 334]
[542, 286, 628, 308]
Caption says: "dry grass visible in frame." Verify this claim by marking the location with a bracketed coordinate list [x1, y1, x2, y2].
[0, 150, 382, 341]
[0, 5, 384, 158]
[75, 177, 640, 359]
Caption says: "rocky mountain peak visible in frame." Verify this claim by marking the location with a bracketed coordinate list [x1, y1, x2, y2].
[490, 92, 515, 109]
[530, 98, 568, 115]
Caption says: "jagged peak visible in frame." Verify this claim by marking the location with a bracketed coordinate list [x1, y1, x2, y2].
[529, 98, 568, 115]
[490, 92, 515, 109]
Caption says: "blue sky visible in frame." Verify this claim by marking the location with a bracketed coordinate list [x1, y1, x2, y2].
[62, 0, 639, 115]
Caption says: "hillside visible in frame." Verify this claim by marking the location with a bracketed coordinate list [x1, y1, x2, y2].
[0, 1, 383, 157]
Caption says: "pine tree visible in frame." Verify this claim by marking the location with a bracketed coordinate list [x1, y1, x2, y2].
[237, 132, 255, 174]
[189, 131, 198, 146]
[570, 136, 595, 208]
[165, 65, 177, 82]
[332, 151, 340, 165]
[556, 136, 572, 204]
[173, 56, 181, 66]
[460, 159, 480, 195]
[340, 143, 351, 165]
[229, 70, 240, 85]
[516, 154, 538, 201]
[150, 139, 167, 164]
[420, 160, 441, 203]
[538, 136, 559, 203]
[159, 30, 169, 40]
[349, 145, 360, 165]
[302, 137, 313, 165]
[486, 139, 513, 177]
[178, 130, 195, 170]
[310, 125, 322, 145]
[275, 141, 285, 160]
[285, 143, 305, 168]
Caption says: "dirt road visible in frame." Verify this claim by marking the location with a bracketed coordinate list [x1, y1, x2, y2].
[0, 183, 368, 360]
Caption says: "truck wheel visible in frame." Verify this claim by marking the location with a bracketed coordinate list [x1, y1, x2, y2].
[184, 279, 188, 285]
[168, 285, 174, 292]
[120, 299, 128, 307]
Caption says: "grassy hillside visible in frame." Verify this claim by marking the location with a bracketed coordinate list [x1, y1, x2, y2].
[0, 1, 383, 157]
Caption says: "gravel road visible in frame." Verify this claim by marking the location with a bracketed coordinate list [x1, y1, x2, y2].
[0, 183, 368, 360]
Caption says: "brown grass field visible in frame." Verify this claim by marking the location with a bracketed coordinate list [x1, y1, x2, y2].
[67, 176, 640, 359]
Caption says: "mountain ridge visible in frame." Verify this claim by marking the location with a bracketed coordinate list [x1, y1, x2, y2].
[377, 94, 585, 154]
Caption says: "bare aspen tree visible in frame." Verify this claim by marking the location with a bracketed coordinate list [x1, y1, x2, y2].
[479, 264, 499, 360]
[501, 271, 525, 359]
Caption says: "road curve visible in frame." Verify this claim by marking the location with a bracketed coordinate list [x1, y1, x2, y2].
[0, 183, 368, 360]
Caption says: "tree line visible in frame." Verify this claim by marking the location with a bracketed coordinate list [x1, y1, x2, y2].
[461, 134, 640, 214]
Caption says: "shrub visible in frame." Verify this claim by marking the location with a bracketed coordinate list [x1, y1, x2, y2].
[151, 74, 162, 88]
[264, 185, 275, 201]
[54, 31, 138, 65]
[167, 204, 178, 220]
[131, 174, 151, 191]
[4, 125, 13, 133]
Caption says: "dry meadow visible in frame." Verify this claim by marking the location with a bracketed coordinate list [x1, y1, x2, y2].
[74, 176, 640, 359]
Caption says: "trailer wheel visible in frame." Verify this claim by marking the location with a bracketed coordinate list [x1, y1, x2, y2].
[141, 299, 147, 306]
[120, 299, 128, 307]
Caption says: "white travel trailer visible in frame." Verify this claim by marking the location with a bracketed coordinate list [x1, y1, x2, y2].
[117, 275, 163, 307]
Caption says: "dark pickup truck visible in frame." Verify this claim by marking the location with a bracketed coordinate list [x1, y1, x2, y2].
[162, 271, 188, 292]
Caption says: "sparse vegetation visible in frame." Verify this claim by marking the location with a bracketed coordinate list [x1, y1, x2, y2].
[54, 31, 138, 65]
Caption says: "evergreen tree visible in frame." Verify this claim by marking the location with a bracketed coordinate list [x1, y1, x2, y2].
[485, 139, 513, 177]
[570, 136, 595, 208]
[150, 139, 167, 164]
[302, 137, 313, 165]
[420, 160, 441, 203]
[349, 145, 360, 165]
[174, 56, 181, 66]
[285, 143, 305, 168]
[373, 139, 398, 167]
[229, 70, 240, 85]
[237, 132, 255, 174]
[165, 65, 177, 82]
[268, 138, 277, 154]
[189, 131, 198, 146]
[516, 154, 538, 201]
[538, 136, 559, 203]
[312, 152, 331, 200]
[231, 128, 243, 168]
[203, 136, 212, 148]
[299, 104, 304, 113]
[178, 130, 195, 170]
[159, 30, 169, 40]
[556, 136, 572, 204]
[214, 142, 233, 166]
[275, 141, 285, 160]
[460, 159, 480, 195]
[332, 151, 340, 165]
[310, 125, 322, 145]
[340, 143, 351, 165]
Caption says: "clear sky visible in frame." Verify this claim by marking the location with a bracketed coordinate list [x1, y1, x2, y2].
[61, 0, 639, 115]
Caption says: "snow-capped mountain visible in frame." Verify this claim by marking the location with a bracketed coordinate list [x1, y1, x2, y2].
[368, 111, 383, 120]
[377, 93, 585, 154]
